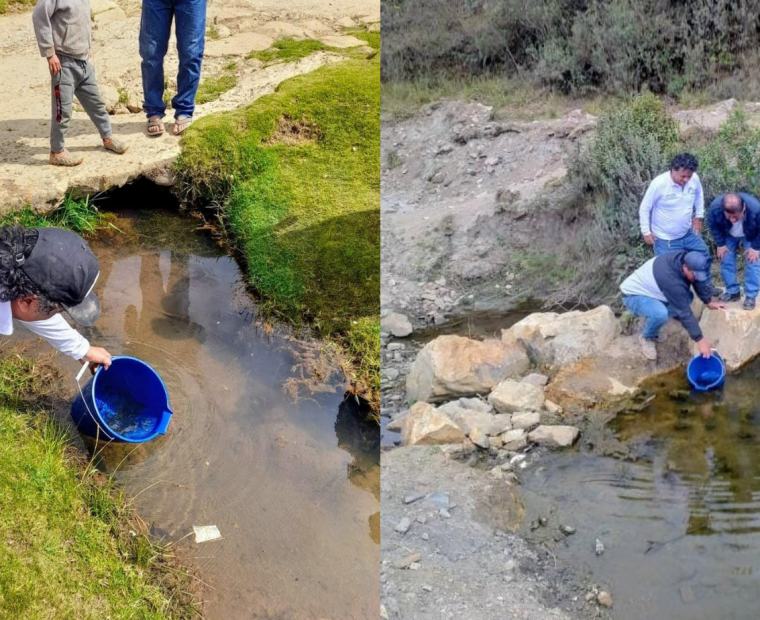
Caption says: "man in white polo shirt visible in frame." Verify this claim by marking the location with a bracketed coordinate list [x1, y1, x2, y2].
[639, 153, 716, 294]
[0, 225, 112, 372]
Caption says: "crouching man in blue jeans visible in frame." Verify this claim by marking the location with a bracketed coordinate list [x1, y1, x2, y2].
[620, 251, 725, 361]
[707, 192, 760, 310]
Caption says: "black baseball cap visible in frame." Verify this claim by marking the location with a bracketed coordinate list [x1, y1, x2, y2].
[684, 251, 710, 282]
[19, 228, 101, 326]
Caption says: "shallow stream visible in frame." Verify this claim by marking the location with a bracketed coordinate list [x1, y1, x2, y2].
[73, 191, 378, 619]
[521, 359, 760, 620]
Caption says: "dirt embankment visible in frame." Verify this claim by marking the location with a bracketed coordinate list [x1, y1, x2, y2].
[380, 98, 753, 330]
[0, 0, 379, 212]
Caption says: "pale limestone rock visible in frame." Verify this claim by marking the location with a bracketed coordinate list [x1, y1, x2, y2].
[503, 306, 619, 366]
[407, 335, 530, 403]
[489, 379, 544, 413]
[510, 411, 540, 431]
[528, 425, 579, 448]
[402, 402, 466, 446]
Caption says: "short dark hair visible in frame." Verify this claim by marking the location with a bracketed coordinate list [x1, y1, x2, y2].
[0, 225, 60, 314]
[722, 192, 745, 214]
[670, 153, 698, 172]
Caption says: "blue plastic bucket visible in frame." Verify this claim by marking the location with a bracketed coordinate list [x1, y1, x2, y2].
[686, 351, 726, 391]
[71, 356, 173, 443]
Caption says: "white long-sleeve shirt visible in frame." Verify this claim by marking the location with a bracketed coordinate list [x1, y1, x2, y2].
[0, 301, 90, 359]
[639, 171, 704, 240]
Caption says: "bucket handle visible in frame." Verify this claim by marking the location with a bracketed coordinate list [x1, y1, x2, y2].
[76, 361, 90, 383]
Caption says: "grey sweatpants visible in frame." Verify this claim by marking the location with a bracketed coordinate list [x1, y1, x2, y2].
[50, 54, 112, 153]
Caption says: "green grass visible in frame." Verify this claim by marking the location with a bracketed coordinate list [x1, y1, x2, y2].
[206, 25, 220, 41]
[0, 195, 115, 237]
[176, 54, 380, 408]
[247, 37, 328, 63]
[0, 0, 34, 13]
[195, 73, 237, 105]
[381, 75, 614, 121]
[0, 353, 198, 619]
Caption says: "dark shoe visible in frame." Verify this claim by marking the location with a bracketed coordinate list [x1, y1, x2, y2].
[719, 291, 741, 302]
[711, 286, 723, 298]
[744, 297, 756, 310]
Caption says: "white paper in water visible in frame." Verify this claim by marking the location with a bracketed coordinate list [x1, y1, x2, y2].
[193, 525, 222, 543]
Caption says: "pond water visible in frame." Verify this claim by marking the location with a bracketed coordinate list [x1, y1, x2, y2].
[75, 194, 379, 620]
[521, 359, 760, 620]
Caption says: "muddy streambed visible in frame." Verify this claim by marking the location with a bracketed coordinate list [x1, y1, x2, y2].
[68, 196, 379, 619]
[521, 360, 760, 620]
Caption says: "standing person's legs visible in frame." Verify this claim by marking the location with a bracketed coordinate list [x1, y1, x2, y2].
[76, 60, 129, 154]
[742, 239, 760, 303]
[719, 235, 741, 297]
[172, 0, 206, 132]
[653, 237, 675, 255]
[139, 0, 173, 124]
[75, 60, 112, 142]
[49, 56, 83, 166]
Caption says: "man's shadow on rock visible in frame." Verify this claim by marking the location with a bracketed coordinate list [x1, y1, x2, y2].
[0, 118, 151, 166]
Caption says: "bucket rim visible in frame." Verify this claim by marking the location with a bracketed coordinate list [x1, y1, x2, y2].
[686, 352, 726, 391]
[90, 355, 172, 443]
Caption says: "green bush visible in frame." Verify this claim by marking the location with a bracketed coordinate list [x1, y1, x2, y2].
[690, 108, 760, 200]
[383, 0, 760, 98]
[558, 94, 680, 298]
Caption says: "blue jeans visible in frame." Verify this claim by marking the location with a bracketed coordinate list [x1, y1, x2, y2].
[139, 0, 206, 119]
[623, 295, 677, 340]
[653, 229, 713, 288]
[720, 236, 760, 299]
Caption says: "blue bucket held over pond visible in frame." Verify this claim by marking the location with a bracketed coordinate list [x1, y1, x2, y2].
[686, 351, 726, 391]
[71, 356, 173, 443]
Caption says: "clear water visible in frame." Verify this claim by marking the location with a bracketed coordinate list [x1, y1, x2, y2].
[95, 387, 156, 438]
[72, 202, 379, 620]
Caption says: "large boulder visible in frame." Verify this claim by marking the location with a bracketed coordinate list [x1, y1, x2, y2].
[503, 306, 619, 367]
[401, 402, 466, 446]
[489, 379, 545, 413]
[699, 304, 760, 370]
[407, 335, 530, 403]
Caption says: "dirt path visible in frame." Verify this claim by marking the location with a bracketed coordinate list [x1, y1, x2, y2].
[0, 0, 379, 213]
[381, 446, 603, 620]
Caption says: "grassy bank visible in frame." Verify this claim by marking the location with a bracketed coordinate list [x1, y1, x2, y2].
[0, 194, 115, 236]
[0, 351, 199, 619]
[176, 42, 380, 409]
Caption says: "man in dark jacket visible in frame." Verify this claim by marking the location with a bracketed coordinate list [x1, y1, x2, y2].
[707, 192, 760, 310]
[620, 250, 725, 361]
